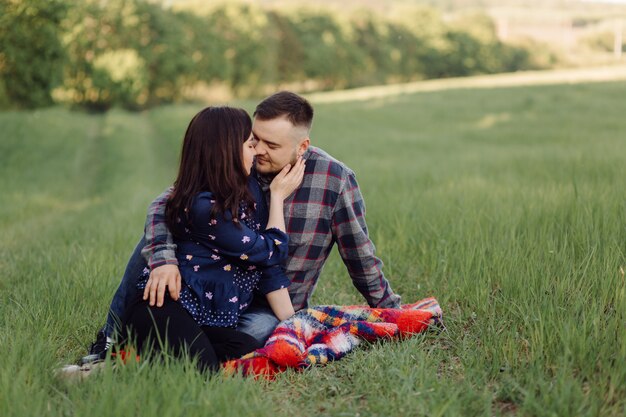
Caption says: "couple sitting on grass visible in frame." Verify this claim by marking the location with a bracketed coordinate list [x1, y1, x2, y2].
[81, 91, 402, 372]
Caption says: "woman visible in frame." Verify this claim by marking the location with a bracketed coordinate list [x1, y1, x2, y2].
[121, 106, 305, 372]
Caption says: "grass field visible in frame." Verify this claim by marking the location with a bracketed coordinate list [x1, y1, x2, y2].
[1, 79, 625, 416]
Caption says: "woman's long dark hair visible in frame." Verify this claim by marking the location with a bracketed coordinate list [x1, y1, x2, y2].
[166, 106, 254, 234]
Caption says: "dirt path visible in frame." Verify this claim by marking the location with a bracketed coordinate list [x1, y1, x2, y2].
[307, 64, 626, 103]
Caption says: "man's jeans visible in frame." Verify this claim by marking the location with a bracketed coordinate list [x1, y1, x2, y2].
[103, 237, 279, 348]
[103, 238, 146, 338]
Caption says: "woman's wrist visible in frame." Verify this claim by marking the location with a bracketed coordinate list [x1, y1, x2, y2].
[267, 193, 287, 232]
[270, 192, 285, 204]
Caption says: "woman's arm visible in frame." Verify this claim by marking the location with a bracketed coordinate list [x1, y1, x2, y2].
[190, 195, 290, 266]
[260, 159, 305, 321]
[266, 288, 295, 321]
[189, 157, 306, 265]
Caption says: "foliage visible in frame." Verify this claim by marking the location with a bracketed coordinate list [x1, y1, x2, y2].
[508, 37, 560, 70]
[2, 0, 554, 110]
[61, 0, 143, 111]
[581, 29, 626, 53]
[203, 3, 272, 95]
[61, 0, 201, 111]
[0, 0, 67, 108]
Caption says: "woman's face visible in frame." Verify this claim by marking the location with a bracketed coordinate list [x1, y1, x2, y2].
[242, 133, 258, 175]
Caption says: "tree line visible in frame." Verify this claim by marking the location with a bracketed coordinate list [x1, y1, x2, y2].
[0, 0, 551, 111]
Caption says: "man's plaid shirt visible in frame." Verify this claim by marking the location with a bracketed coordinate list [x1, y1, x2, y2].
[142, 146, 401, 311]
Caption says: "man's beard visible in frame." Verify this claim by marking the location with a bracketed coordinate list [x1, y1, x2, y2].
[255, 150, 298, 178]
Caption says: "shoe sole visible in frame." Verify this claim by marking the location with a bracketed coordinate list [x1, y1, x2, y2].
[56, 362, 106, 382]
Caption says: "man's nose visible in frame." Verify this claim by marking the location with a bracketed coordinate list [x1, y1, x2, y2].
[254, 141, 267, 155]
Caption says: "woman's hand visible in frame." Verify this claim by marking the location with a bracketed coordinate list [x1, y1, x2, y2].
[269, 157, 306, 201]
[266, 157, 305, 232]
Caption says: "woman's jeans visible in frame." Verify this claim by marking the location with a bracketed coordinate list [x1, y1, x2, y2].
[103, 237, 280, 349]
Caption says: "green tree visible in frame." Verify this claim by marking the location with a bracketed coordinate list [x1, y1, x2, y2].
[289, 11, 365, 90]
[205, 4, 273, 95]
[176, 10, 230, 87]
[61, 0, 146, 110]
[388, 6, 450, 80]
[61, 0, 198, 110]
[349, 11, 395, 85]
[130, 1, 197, 107]
[266, 11, 306, 84]
[0, 0, 68, 108]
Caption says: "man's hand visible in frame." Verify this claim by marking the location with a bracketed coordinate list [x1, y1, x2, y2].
[143, 264, 181, 307]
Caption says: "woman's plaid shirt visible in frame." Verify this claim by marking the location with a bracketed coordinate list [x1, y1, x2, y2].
[142, 146, 401, 311]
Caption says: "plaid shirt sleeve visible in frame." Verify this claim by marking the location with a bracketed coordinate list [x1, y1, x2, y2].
[140, 187, 178, 269]
[331, 171, 402, 308]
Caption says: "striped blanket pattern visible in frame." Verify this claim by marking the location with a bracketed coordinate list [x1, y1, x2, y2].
[223, 297, 442, 378]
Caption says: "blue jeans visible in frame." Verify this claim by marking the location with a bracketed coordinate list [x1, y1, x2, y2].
[103, 238, 146, 338]
[103, 237, 279, 348]
[236, 302, 279, 349]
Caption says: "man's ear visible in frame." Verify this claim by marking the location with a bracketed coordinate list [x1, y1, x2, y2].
[298, 138, 310, 156]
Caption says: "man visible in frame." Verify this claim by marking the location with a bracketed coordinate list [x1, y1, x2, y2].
[81, 91, 401, 364]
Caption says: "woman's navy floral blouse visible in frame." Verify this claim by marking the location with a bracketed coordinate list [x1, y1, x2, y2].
[138, 179, 290, 328]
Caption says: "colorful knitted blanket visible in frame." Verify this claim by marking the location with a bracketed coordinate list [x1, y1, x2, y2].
[223, 297, 442, 378]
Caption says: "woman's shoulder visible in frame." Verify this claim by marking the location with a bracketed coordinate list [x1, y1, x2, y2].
[192, 191, 215, 200]
[189, 191, 216, 216]
[189, 191, 238, 224]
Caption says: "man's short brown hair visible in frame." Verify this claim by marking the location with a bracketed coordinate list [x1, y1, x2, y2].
[254, 91, 314, 130]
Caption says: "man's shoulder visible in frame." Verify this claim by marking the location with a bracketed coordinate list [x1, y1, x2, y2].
[306, 146, 355, 181]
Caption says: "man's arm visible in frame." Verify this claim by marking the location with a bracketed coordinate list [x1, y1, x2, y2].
[141, 187, 181, 306]
[141, 187, 178, 268]
[331, 172, 402, 308]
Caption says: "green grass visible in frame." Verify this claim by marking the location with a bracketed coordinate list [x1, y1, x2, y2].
[1, 80, 625, 416]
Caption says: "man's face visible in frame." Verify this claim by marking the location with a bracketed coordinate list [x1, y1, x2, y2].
[252, 116, 309, 175]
